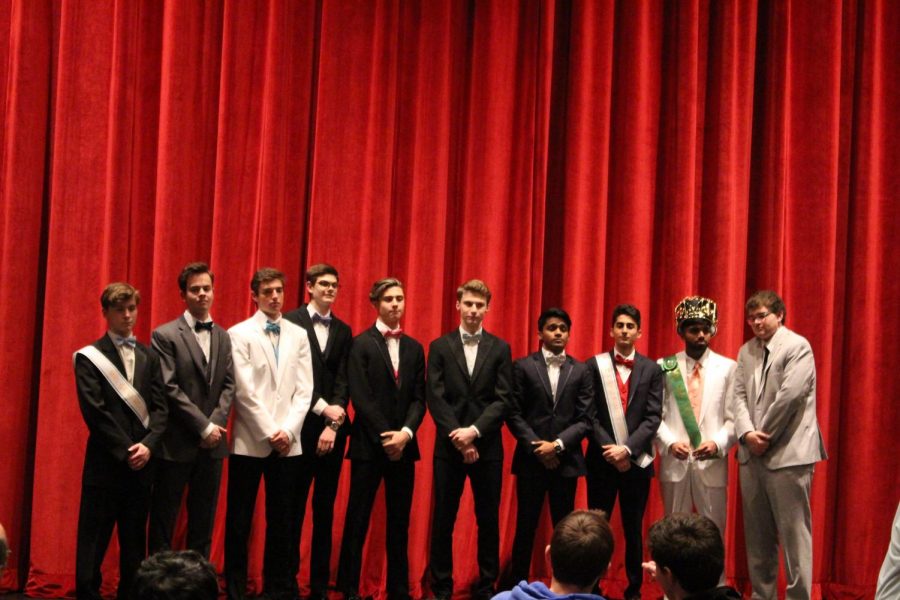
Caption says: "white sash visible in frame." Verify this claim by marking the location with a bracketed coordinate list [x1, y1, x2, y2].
[595, 353, 654, 468]
[75, 345, 150, 428]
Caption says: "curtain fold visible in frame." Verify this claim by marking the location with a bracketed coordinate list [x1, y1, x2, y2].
[1, 1, 897, 598]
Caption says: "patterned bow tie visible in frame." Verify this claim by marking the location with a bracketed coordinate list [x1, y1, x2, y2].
[312, 313, 332, 326]
[615, 354, 634, 369]
[194, 321, 213, 332]
[115, 336, 137, 348]
[265, 321, 281, 335]
[383, 328, 403, 339]
[462, 332, 482, 345]
[546, 354, 566, 367]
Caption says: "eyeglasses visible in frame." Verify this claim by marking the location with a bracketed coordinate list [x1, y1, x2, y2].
[316, 281, 339, 290]
[746, 311, 772, 323]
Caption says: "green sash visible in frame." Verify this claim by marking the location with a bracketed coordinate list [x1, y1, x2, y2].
[661, 355, 702, 449]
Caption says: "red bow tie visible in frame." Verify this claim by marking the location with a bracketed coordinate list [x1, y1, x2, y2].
[615, 354, 634, 369]
[383, 329, 403, 339]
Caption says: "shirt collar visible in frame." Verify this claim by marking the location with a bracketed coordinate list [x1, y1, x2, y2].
[183, 310, 213, 330]
[459, 326, 483, 340]
[375, 318, 400, 335]
[307, 303, 332, 320]
[542, 347, 566, 362]
[685, 347, 710, 369]
[615, 348, 636, 361]
[253, 310, 280, 328]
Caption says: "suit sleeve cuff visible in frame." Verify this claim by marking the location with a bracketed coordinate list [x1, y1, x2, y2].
[312, 398, 328, 415]
[200, 422, 216, 439]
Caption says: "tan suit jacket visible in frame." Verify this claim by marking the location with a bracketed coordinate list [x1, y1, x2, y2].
[656, 348, 736, 486]
[731, 325, 826, 468]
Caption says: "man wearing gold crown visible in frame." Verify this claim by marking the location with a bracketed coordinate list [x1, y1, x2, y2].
[655, 297, 736, 550]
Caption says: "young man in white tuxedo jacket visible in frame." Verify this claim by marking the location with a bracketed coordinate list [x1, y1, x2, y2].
[224, 268, 314, 600]
[655, 297, 736, 555]
[731, 290, 826, 600]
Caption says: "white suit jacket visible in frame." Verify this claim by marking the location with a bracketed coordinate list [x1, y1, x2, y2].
[655, 349, 736, 486]
[731, 326, 827, 468]
[228, 310, 313, 458]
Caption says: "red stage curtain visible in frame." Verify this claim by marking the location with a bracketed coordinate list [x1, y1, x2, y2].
[1, 1, 898, 598]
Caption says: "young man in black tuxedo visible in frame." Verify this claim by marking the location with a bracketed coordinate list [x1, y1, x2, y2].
[336, 278, 426, 600]
[585, 304, 662, 600]
[426, 279, 513, 600]
[149, 262, 235, 559]
[505, 307, 593, 586]
[74, 282, 168, 600]
[283, 263, 353, 600]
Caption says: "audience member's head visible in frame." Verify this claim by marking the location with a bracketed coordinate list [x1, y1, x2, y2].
[647, 513, 724, 599]
[0, 521, 9, 574]
[547, 510, 614, 592]
[133, 550, 218, 600]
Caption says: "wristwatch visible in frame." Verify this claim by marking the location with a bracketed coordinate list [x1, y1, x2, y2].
[553, 440, 563, 455]
[325, 419, 341, 432]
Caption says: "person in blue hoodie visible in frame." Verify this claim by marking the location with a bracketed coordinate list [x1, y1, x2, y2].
[493, 510, 613, 600]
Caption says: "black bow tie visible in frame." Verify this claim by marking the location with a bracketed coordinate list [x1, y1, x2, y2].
[194, 321, 213, 332]
[312, 313, 332, 326]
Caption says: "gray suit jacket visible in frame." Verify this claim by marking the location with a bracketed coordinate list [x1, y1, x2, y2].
[732, 325, 827, 468]
[151, 315, 235, 461]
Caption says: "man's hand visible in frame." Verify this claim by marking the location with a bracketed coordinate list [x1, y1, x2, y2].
[449, 426, 478, 450]
[269, 430, 291, 456]
[692, 440, 719, 461]
[642, 560, 658, 580]
[201, 425, 227, 449]
[317, 427, 337, 456]
[322, 404, 346, 424]
[669, 441, 691, 460]
[381, 430, 411, 461]
[744, 431, 771, 456]
[127, 443, 151, 470]
[461, 443, 480, 464]
[602, 444, 629, 464]
[531, 441, 560, 470]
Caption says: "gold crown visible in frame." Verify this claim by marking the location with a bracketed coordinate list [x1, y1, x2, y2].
[674, 296, 718, 327]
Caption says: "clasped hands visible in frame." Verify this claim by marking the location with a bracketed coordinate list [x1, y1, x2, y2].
[669, 440, 719, 461]
[317, 404, 347, 456]
[531, 440, 560, 469]
[602, 444, 631, 472]
[450, 426, 479, 464]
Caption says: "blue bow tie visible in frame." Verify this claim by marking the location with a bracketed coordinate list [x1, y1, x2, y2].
[265, 321, 281, 335]
[115, 336, 137, 348]
[312, 313, 332, 326]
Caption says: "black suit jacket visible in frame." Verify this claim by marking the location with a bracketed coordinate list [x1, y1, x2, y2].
[508, 352, 593, 477]
[151, 316, 235, 461]
[74, 334, 168, 486]
[283, 305, 353, 451]
[346, 325, 426, 461]
[426, 329, 513, 462]
[585, 350, 663, 472]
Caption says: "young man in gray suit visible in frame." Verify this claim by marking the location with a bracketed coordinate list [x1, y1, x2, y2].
[732, 290, 827, 600]
[149, 262, 235, 558]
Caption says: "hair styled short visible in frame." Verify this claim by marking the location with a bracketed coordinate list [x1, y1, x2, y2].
[456, 279, 492, 303]
[538, 307, 571, 331]
[100, 282, 140, 309]
[549, 510, 614, 588]
[251, 268, 285, 295]
[306, 263, 339, 285]
[369, 277, 404, 303]
[132, 550, 219, 600]
[647, 513, 724, 595]
[177, 262, 213, 292]
[745, 289, 786, 323]
[611, 303, 641, 328]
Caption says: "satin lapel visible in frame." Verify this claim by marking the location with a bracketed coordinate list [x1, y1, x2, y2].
[275, 324, 292, 387]
[132, 344, 147, 391]
[372, 327, 396, 382]
[299, 308, 326, 358]
[321, 316, 336, 360]
[179, 321, 209, 382]
[208, 327, 221, 383]
[449, 334, 469, 380]
[627, 356, 643, 408]
[531, 353, 553, 399]
[255, 327, 279, 386]
[555, 357, 573, 402]
[471, 334, 494, 382]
